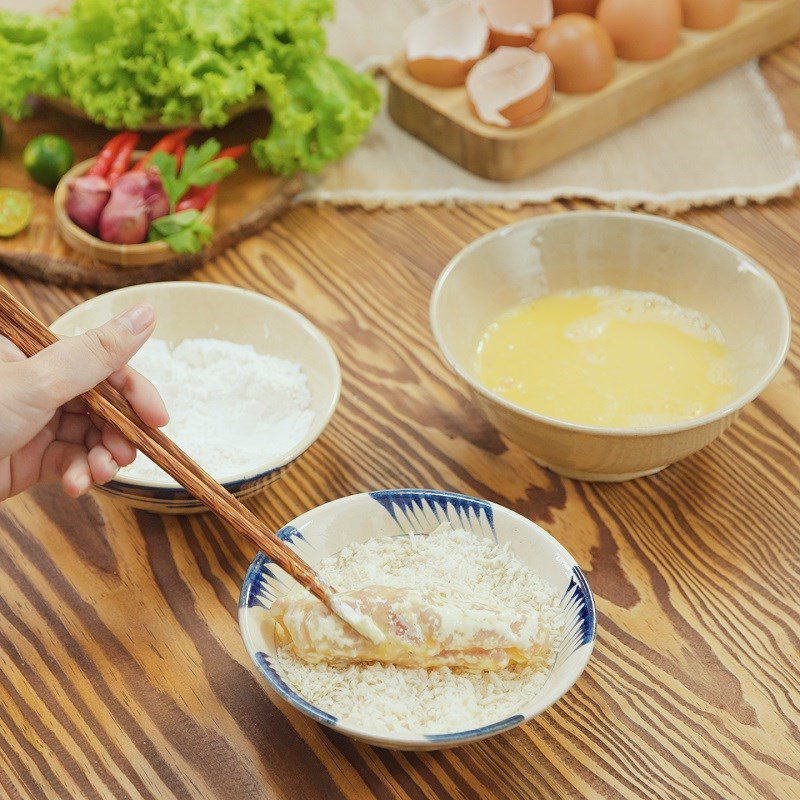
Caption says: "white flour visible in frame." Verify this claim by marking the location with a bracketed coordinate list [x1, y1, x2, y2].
[276, 527, 565, 735]
[120, 338, 314, 484]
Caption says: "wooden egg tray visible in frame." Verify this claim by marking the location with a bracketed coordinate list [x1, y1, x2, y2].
[386, 0, 800, 181]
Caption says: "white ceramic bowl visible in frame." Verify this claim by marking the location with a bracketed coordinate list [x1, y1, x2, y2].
[51, 282, 341, 513]
[431, 212, 791, 481]
[239, 488, 596, 750]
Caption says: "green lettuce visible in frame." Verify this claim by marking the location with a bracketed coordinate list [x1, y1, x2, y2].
[0, 12, 53, 120]
[0, 0, 379, 175]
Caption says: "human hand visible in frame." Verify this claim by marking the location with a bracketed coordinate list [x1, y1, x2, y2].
[0, 303, 168, 501]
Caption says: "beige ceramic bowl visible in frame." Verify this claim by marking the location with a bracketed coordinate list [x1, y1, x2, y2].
[431, 212, 791, 482]
[51, 282, 340, 512]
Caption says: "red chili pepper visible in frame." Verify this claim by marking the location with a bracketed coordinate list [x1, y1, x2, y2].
[87, 132, 131, 178]
[106, 133, 140, 185]
[216, 145, 248, 160]
[133, 127, 193, 171]
[176, 183, 218, 212]
[173, 141, 186, 170]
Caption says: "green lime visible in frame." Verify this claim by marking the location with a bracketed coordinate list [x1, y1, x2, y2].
[0, 189, 33, 237]
[23, 134, 74, 187]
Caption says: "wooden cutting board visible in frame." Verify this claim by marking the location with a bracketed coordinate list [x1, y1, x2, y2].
[386, 0, 800, 181]
[0, 102, 301, 287]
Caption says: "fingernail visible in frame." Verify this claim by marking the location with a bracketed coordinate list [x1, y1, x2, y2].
[119, 303, 155, 335]
[74, 473, 90, 495]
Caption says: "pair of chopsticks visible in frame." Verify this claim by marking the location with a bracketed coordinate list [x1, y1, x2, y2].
[0, 286, 336, 611]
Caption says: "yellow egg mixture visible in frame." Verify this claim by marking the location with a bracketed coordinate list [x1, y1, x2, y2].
[474, 287, 734, 428]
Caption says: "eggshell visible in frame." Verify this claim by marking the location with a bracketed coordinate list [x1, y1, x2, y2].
[466, 47, 554, 127]
[481, 0, 553, 48]
[535, 13, 615, 93]
[405, 0, 490, 87]
[596, 0, 682, 61]
[553, 0, 600, 14]
[680, 0, 738, 30]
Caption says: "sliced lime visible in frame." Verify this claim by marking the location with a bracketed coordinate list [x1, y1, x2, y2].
[0, 189, 33, 238]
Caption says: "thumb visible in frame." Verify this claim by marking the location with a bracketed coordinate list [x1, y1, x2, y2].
[27, 303, 156, 409]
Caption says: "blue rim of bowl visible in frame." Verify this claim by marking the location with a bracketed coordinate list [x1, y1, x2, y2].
[239, 488, 597, 747]
[430, 211, 792, 438]
[101, 463, 289, 501]
[50, 282, 342, 500]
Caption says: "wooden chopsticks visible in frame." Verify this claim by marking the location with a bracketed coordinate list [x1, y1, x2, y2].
[0, 286, 335, 610]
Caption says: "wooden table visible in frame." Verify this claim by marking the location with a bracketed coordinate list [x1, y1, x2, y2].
[1, 45, 799, 800]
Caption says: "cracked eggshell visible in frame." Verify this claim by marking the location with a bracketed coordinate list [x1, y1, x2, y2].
[553, 0, 600, 14]
[680, 0, 738, 30]
[596, 0, 682, 61]
[405, 0, 490, 87]
[535, 13, 615, 93]
[466, 47, 554, 127]
[481, 0, 553, 48]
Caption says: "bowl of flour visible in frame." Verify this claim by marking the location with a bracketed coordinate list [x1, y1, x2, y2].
[51, 282, 340, 513]
[239, 488, 596, 750]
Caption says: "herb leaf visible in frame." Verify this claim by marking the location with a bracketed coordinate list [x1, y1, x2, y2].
[152, 141, 236, 211]
[148, 209, 213, 254]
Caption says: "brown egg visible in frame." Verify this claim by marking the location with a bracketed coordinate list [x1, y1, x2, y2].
[467, 48, 554, 127]
[405, 0, 490, 87]
[481, 0, 553, 48]
[680, 0, 738, 30]
[553, 0, 600, 14]
[596, 0, 682, 61]
[535, 14, 615, 93]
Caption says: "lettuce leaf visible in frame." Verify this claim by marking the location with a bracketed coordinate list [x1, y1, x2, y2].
[0, 0, 379, 175]
[252, 55, 381, 175]
[0, 12, 53, 120]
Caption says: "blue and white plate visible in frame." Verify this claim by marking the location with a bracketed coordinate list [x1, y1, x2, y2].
[239, 489, 596, 750]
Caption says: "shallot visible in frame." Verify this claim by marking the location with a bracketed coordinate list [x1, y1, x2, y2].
[66, 175, 110, 234]
[98, 172, 151, 244]
[84, 169, 168, 244]
[142, 169, 169, 221]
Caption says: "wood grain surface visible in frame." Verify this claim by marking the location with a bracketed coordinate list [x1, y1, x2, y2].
[0, 44, 799, 800]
